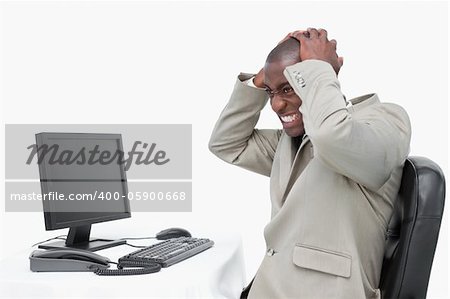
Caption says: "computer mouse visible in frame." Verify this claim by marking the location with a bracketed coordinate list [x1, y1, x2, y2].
[156, 227, 192, 240]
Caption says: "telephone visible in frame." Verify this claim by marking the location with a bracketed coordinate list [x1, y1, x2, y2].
[30, 249, 111, 272]
[30, 248, 161, 275]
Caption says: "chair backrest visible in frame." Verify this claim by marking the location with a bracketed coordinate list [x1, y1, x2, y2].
[380, 156, 446, 299]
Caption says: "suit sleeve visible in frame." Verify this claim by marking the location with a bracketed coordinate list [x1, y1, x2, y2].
[284, 60, 411, 191]
[208, 73, 282, 177]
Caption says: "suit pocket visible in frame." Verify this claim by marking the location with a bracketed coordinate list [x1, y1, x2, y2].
[293, 244, 352, 278]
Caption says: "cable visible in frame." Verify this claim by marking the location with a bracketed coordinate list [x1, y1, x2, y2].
[119, 236, 158, 248]
[125, 243, 148, 249]
[94, 260, 161, 276]
[31, 235, 67, 247]
[119, 236, 156, 241]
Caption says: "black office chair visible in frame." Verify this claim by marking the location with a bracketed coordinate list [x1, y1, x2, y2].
[380, 156, 446, 299]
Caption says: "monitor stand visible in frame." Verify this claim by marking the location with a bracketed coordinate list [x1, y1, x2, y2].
[38, 224, 126, 252]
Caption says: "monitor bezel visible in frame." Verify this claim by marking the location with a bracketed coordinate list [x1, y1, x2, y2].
[36, 132, 131, 230]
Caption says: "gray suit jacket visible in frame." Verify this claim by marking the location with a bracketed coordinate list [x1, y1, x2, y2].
[209, 60, 411, 298]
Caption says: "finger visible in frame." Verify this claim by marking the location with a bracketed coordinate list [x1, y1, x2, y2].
[318, 28, 328, 40]
[290, 30, 307, 36]
[330, 39, 337, 49]
[338, 56, 344, 67]
[307, 27, 319, 38]
[291, 30, 309, 42]
[290, 30, 307, 40]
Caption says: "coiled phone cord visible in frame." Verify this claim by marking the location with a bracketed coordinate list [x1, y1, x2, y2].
[94, 260, 161, 276]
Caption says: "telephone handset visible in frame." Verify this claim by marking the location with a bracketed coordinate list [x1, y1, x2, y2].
[30, 249, 161, 275]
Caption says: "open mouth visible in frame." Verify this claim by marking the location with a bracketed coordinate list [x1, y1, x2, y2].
[279, 113, 299, 123]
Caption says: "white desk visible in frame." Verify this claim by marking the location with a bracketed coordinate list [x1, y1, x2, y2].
[0, 234, 246, 298]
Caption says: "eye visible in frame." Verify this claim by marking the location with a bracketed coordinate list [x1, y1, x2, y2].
[282, 86, 293, 94]
[265, 89, 275, 97]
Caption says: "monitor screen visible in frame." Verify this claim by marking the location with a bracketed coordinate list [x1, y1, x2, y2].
[35, 132, 131, 251]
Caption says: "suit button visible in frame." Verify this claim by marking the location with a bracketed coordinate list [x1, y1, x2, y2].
[266, 248, 275, 256]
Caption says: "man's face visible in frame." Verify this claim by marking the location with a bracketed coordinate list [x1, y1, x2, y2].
[264, 58, 304, 137]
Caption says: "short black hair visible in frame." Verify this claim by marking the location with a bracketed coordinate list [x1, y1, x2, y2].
[266, 37, 300, 64]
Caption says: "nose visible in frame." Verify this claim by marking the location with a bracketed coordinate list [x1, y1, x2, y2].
[271, 95, 288, 114]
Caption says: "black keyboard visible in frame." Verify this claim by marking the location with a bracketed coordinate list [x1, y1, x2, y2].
[119, 237, 214, 268]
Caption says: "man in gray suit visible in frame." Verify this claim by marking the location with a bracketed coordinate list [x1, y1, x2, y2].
[209, 28, 411, 298]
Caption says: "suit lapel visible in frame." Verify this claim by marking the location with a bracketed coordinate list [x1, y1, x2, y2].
[280, 135, 313, 204]
[277, 134, 297, 196]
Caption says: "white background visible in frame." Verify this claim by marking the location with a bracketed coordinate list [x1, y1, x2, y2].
[0, 1, 448, 298]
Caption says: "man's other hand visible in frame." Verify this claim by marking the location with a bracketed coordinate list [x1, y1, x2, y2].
[292, 28, 344, 75]
[253, 67, 265, 88]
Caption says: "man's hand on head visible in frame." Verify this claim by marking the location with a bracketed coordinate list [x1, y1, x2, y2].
[253, 67, 265, 88]
[291, 28, 344, 75]
[253, 29, 343, 87]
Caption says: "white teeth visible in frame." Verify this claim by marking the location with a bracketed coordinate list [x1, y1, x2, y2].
[280, 114, 298, 123]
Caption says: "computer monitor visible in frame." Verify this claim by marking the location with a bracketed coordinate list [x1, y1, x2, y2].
[35, 132, 131, 251]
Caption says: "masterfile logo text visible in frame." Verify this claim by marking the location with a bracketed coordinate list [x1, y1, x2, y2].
[4, 124, 192, 212]
[27, 140, 170, 171]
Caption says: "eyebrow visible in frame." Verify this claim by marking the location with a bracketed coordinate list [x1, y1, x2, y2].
[264, 81, 291, 91]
